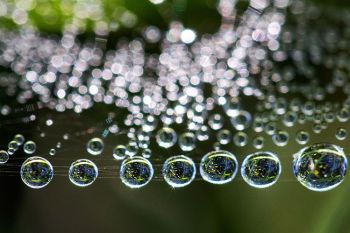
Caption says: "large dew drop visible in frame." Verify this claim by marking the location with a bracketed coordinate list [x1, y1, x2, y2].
[200, 150, 238, 185]
[68, 159, 98, 187]
[162, 155, 196, 188]
[293, 143, 347, 192]
[120, 156, 153, 188]
[20, 156, 54, 189]
[241, 152, 281, 188]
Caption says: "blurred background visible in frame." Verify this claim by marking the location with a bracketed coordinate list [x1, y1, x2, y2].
[1, 0, 350, 233]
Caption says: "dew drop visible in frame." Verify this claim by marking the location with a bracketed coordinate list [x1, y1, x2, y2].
[68, 159, 98, 187]
[86, 138, 104, 155]
[217, 129, 232, 145]
[0, 150, 9, 164]
[272, 130, 289, 147]
[13, 134, 25, 146]
[233, 132, 248, 147]
[163, 155, 196, 188]
[156, 127, 177, 149]
[113, 145, 127, 160]
[23, 141, 36, 154]
[295, 130, 309, 145]
[20, 156, 54, 189]
[200, 150, 238, 184]
[179, 132, 196, 152]
[293, 143, 347, 191]
[336, 127, 347, 141]
[120, 156, 153, 188]
[241, 151, 281, 188]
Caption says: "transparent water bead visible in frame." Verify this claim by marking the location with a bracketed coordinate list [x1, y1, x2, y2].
[335, 127, 347, 141]
[162, 155, 196, 188]
[68, 159, 98, 187]
[217, 129, 232, 145]
[126, 141, 138, 157]
[295, 130, 309, 145]
[241, 152, 281, 188]
[156, 127, 177, 149]
[200, 150, 238, 184]
[8, 140, 18, 151]
[293, 143, 348, 192]
[14, 134, 25, 146]
[231, 110, 252, 131]
[208, 114, 223, 130]
[272, 130, 289, 147]
[253, 136, 264, 149]
[179, 132, 196, 152]
[196, 125, 210, 141]
[23, 141, 36, 154]
[283, 111, 297, 127]
[113, 145, 127, 160]
[0, 150, 9, 164]
[142, 148, 152, 159]
[233, 132, 248, 147]
[7, 148, 15, 155]
[120, 156, 154, 188]
[20, 156, 54, 189]
[49, 148, 56, 156]
[86, 137, 104, 155]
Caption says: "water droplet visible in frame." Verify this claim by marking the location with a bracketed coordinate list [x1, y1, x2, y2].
[295, 130, 309, 145]
[63, 133, 70, 140]
[283, 111, 297, 127]
[264, 122, 277, 135]
[217, 129, 232, 145]
[7, 148, 15, 155]
[200, 150, 238, 184]
[46, 119, 53, 126]
[293, 143, 347, 191]
[120, 156, 153, 188]
[68, 159, 98, 187]
[156, 127, 177, 149]
[113, 145, 127, 160]
[0, 150, 9, 164]
[337, 108, 350, 122]
[241, 152, 281, 188]
[20, 156, 54, 189]
[162, 155, 196, 188]
[312, 124, 322, 134]
[142, 148, 152, 159]
[272, 130, 289, 147]
[86, 138, 104, 155]
[253, 136, 264, 149]
[324, 112, 335, 123]
[196, 125, 209, 141]
[126, 141, 138, 157]
[336, 127, 347, 141]
[233, 132, 248, 147]
[49, 148, 56, 156]
[231, 110, 252, 131]
[208, 114, 223, 130]
[8, 140, 18, 151]
[23, 141, 36, 154]
[13, 134, 25, 145]
[142, 115, 157, 132]
[253, 121, 264, 133]
[179, 132, 196, 152]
